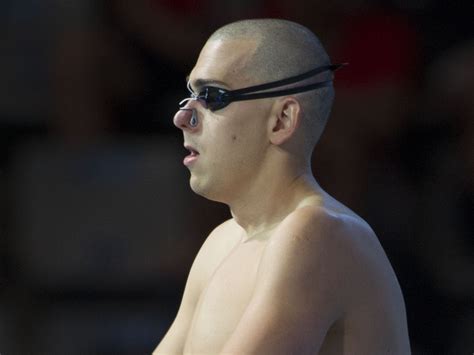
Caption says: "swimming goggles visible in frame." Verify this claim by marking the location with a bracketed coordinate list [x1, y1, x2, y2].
[179, 63, 346, 112]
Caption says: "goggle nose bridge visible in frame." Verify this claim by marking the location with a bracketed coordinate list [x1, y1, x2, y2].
[179, 97, 199, 107]
[179, 81, 209, 108]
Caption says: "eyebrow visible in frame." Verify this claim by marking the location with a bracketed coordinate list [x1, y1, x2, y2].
[185, 75, 229, 90]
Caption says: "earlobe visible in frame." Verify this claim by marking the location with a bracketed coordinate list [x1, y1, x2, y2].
[269, 98, 301, 145]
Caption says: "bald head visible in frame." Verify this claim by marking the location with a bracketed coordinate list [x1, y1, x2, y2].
[209, 19, 331, 80]
[207, 19, 336, 155]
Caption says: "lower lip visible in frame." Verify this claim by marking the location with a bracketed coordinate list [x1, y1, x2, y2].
[184, 153, 199, 166]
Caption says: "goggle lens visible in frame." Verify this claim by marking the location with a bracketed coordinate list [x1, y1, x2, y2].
[202, 87, 229, 111]
[179, 86, 230, 112]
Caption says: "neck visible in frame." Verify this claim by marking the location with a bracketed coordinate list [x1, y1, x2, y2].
[227, 161, 323, 240]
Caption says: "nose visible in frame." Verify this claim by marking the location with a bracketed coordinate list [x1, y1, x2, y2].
[173, 107, 199, 131]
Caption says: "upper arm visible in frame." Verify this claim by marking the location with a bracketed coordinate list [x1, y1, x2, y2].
[152, 252, 203, 354]
[220, 209, 353, 354]
[153, 219, 239, 354]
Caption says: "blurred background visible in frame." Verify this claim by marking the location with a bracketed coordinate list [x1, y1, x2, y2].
[0, 0, 472, 354]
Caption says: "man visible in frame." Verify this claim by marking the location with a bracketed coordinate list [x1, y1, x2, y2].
[154, 19, 410, 354]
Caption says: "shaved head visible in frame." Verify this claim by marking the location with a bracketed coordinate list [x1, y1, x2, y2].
[208, 19, 335, 155]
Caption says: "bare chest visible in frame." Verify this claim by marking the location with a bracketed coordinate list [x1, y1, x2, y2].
[184, 241, 266, 354]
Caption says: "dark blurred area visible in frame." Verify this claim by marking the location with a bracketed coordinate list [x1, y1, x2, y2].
[0, 0, 472, 354]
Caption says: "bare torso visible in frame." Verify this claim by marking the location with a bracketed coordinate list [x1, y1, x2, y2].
[153, 192, 410, 354]
[178, 195, 410, 354]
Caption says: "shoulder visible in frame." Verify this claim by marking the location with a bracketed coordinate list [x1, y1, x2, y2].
[268, 205, 377, 265]
[260, 205, 392, 310]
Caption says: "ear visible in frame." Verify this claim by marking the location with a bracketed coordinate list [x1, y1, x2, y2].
[268, 98, 302, 145]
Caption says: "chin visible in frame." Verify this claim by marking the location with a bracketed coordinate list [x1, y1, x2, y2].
[189, 174, 227, 204]
[189, 174, 211, 198]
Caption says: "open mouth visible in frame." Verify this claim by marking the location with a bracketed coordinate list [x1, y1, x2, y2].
[183, 145, 200, 166]
[186, 146, 199, 155]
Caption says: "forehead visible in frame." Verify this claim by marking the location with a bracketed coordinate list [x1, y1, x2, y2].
[189, 38, 260, 89]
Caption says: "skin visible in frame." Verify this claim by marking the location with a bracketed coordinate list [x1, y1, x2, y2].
[153, 37, 411, 354]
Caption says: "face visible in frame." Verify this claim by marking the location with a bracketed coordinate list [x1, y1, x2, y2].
[174, 38, 274, 203]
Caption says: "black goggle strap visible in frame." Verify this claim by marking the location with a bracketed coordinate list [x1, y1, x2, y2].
[228, 80, 333, 103]
[227, 63, 346, 97]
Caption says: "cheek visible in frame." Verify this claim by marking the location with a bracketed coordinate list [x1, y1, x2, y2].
[208, 110, 268, 161]
[227, 128, 265, 164]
